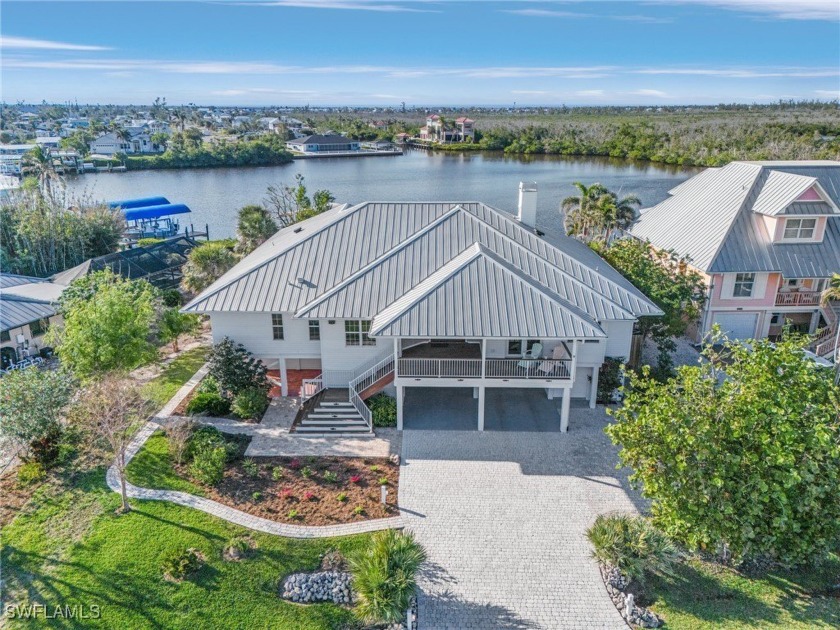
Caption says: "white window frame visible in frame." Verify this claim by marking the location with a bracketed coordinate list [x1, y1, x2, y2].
[732, 273, 755, 298]
[271, 313, 284, 340]
[345, 320, 376, 347]
[506, 339, 541, 357]
[308, 320, 320, 341]
[782, 217, 817, 241]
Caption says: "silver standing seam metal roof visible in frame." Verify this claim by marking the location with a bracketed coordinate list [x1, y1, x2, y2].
[184, 201, 662, 339]
[630, 161, 840, 275]
[0, 274, 58, 333]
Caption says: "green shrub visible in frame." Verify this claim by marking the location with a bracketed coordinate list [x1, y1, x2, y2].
[26, 426, 63, 467]
[196, 375, 221, 395]
[349, 529, 427, 624]
[586, 513, 678, 583]
[231, 387, 269, 420]
[207, 338, 269, 398]
[189, 445, 227, 486]
[300, 466, 314, 479]
[322, 470, 338, 483]
[161, 288, 182, 307]
[597, 357, 624, 404]
[17, 461, 47, 487]
[271, 466, 284, 481]
[242, 458, 260, 478]
[367, 393, 397, 427]
[336, 492, 348, 502]
[186, 425, 239, 462]
[251, 491, 262, 502]
[137, 237, 164, 248]
[186, 392, 231, 417]
[161, 548, 203, 581]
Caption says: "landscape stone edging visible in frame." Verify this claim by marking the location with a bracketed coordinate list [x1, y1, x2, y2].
[107, 363, 405, 539]
[598, 564, 663, 629]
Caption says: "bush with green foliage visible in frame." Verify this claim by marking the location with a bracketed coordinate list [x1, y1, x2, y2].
[0, 368, 74, 463]
[367, 393, 397, 427]
[158, 308, 201, 352]
[161, 548, 203, 581]
[231, 387, 270, 420]
[349, 529, 427, 624]
[16, 461, 47, 487]
[161, 288, 182, 307]
[196, 375, 221, 395]
[608, 333, 840, 564]
[186, 392, 231, 417]
[181, 241, 238, 293]
[587, 513, 678, 583]
[189, 444, 227, 486]
[186, 425, 238, 462]
[136, 237, 164, 247]
[597, 357, 624, 404]
[208, 338, 269, 399]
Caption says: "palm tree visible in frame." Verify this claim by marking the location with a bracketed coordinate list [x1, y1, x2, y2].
[602, 192, 641, 242]
[820, 273, 840, 306]
[562, 182, 609, 239]
[21, 145, 61, 195]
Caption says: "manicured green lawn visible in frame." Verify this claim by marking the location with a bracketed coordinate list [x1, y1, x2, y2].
[126, 431, 206, 496]
[1, 467, 370, 629]
[141, 347, 208, 411]
[647, 555, 840, 629]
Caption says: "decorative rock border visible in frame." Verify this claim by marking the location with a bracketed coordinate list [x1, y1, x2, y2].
[599, 564, 663, 629]
[281, 571, 355, 604]
[106, 363, 405, 539]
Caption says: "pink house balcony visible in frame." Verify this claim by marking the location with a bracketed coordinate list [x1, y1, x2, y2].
[775, 291, 821, 307]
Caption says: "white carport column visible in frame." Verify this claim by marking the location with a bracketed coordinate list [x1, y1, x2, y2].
[279, 358, 289, 398]
[560, 387, 571, 433]
[589, 366, 599, 409]
[396, 384, 404, 430]
[477, 386, 486, 431]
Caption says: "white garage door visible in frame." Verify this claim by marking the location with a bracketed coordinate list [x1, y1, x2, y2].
[713, 312, 758, 340]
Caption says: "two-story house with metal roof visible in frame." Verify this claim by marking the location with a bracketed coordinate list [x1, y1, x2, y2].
[630, 161, 840, 357]
[184, 183, 661, 434]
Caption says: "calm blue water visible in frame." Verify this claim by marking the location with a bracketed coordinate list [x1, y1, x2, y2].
[66, 150, 698, 238]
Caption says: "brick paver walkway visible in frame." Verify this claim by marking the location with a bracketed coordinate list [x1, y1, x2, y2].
[398, 408, 643, 629]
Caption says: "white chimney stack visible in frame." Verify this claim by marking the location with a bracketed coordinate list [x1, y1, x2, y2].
[517, 181, 538, 228]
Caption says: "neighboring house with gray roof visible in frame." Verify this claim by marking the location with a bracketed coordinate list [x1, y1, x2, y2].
[0, 273, 66, 368]
[629, 160, 840, 355]
[184, 183, 661, 433]
[285, 134, 360, 154]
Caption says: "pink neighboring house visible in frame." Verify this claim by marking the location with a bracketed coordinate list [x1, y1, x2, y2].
[630, 160, 840, 357]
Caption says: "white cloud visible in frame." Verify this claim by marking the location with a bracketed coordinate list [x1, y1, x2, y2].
[815, 89, 840, 98]
[631, 89, 669, 97]
[647, 0, 839, 21]
[0, 35, 111, 51]
[241, 0, 437, 12]
[634, 67, 840, 78]
[503, 8, 670, 23]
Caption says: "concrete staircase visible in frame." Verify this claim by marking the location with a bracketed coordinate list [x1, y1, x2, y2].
[295, 390, 371, 435]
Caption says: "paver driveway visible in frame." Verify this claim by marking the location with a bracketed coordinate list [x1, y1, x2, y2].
[398, 407, 644, 629]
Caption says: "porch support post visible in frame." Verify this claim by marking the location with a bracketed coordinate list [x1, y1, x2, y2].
[560, 387, 570, 433]
[396, 384, 404, 430]
[481, 338, 486, 378]
[809, 310, 821, 335]
[477, 386, 486, 431]
[279, 358, 289, 398]
[589, 366, 599, 409]
[394, 337, 401, 358]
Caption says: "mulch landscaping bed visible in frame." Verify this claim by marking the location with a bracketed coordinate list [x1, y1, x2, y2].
[177, 455, 400, 525]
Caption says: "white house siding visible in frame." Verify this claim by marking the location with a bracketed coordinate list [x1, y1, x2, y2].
[319, 319, 387, 374]
[208, 312, 321, 369]
[602, 320, 635, 359]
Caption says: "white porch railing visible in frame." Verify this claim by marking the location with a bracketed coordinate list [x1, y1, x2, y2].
[775, 291, 821, 306]
[300, 377, 324, 402]
[485, 359, 572, 379]
[397, 358, 482, 378]
[348, 355, 395, 431]
[396, 358, 573, 380]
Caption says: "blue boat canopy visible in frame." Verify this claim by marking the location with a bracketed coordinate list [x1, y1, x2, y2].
[108, 196, 170, 210]
[123, 203, 191, 221]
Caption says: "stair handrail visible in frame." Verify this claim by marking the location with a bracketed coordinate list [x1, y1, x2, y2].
[348, 354, 396, 431]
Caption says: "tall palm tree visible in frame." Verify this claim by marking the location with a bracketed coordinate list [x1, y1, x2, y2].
[22, 145, 61, 195]
[562, 182, 609, 239]
[602, 192, 641, 242]
[820, 273, 840, 306]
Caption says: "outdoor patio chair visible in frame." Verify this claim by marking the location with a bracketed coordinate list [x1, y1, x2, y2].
[517, 342, 543, 369]
[539, 344, 571, 375]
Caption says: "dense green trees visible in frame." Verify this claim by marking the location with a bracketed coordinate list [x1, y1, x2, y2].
[562, 183, 641, 242]
[236, 205, 278, 254]
[125, 134, 293, 170]
[180, 240, 238, 293]
[608, 335, 840, 564]
[0, 190, 123, 277]
[49, 270, 158, 378]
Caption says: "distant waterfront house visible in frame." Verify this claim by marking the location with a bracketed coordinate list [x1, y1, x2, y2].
[360, 139, 395, 151]
[184, 183, 661, 432]
[89, 131, 165, 156]
[419, 114, 475, 143]
[629, 160, 840, 357]
[286, 134, 361, 154]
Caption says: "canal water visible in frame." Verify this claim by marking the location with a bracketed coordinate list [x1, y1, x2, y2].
[66, 150, 698, 238]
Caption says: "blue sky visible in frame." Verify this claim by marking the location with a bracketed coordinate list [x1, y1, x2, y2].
[2, 1, 839, 106]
